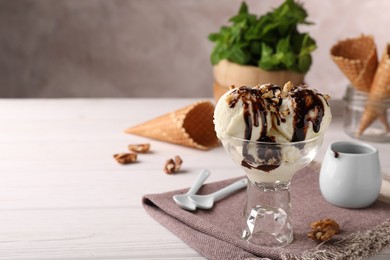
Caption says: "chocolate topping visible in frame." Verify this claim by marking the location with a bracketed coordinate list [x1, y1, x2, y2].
[241, 160, 279, 172]
[290, 88, 326, 142]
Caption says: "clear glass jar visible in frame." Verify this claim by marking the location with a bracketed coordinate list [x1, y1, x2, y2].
[343, 86, 390, 142]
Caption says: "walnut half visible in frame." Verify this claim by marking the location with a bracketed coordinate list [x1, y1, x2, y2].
[307, 218, 340, 242]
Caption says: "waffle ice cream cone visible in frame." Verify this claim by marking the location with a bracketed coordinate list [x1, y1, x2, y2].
[331, 35, 378, 92]
[125, 101, 219, 150]
[357, 44, 390, 136]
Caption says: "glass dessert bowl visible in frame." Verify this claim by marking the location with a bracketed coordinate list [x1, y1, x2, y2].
[221, 135, 324, 247]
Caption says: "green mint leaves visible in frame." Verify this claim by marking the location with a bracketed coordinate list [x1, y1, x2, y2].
[208, 0, 316, 73]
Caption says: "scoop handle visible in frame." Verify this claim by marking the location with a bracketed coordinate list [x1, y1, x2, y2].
[185, 169, 211, 195]
[212, 178, 248, 202]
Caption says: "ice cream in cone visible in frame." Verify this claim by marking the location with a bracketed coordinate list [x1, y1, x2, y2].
[331, 35, 378, 93]
[357, 44, 390, 136]
[125, 101, 219, 150]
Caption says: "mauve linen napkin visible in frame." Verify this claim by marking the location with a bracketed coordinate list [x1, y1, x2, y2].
[142, 163, 390, 260]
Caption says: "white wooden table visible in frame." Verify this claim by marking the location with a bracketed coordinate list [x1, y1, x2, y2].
[0, 98, 389, 259]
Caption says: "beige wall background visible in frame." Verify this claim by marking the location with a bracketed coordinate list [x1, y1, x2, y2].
[0, 0, 389, 99]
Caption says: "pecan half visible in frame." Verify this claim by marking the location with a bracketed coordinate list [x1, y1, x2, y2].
[113, 153, 137, 164]
[174, 156, 183, 171]
[164, 159, 176, 174]
[128, 143, 151, 153]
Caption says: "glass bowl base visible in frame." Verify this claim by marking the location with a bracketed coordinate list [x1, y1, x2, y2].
[241, 180, 293, 247]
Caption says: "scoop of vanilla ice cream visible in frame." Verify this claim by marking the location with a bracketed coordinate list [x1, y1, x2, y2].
[214, 85, 274, 141]
[273, 83, 332, 141]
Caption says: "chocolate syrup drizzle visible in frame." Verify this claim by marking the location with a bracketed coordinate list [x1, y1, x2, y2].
[290, 89, 326, 142]
[227, 84, 326, 172]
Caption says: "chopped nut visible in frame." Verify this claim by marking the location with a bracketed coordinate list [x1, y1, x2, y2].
[164, 159, 176, 174]
[280, 108, 290, 116]
[128, 143, 151, 153]
[323, 94, 331, 101]
[283, 81, 294, 92]
[262, 90, 274, 99]
[164, 155, 183, 174]
[270, 97, 280, 104]
[281, 81, 294, 98]
[273, 88, 281, 97]
[259, 83, 271, 93]
[281, 108, 290, 117]
[229, 85, 236, 90]
[174, 156, 183, 171]
[114, 153, 137, 164]
[307, 218, 340, 242]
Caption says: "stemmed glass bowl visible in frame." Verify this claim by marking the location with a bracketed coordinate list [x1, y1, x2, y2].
[221, 134, 324, 247]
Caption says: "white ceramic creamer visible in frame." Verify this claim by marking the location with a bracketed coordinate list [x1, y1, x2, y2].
[319, 141, 382, 208]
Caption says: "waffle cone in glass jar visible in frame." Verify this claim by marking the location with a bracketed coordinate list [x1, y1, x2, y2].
[357, 44, 390, 136]
[331, 35, 378, 93]
[125, 101, 219, 150]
